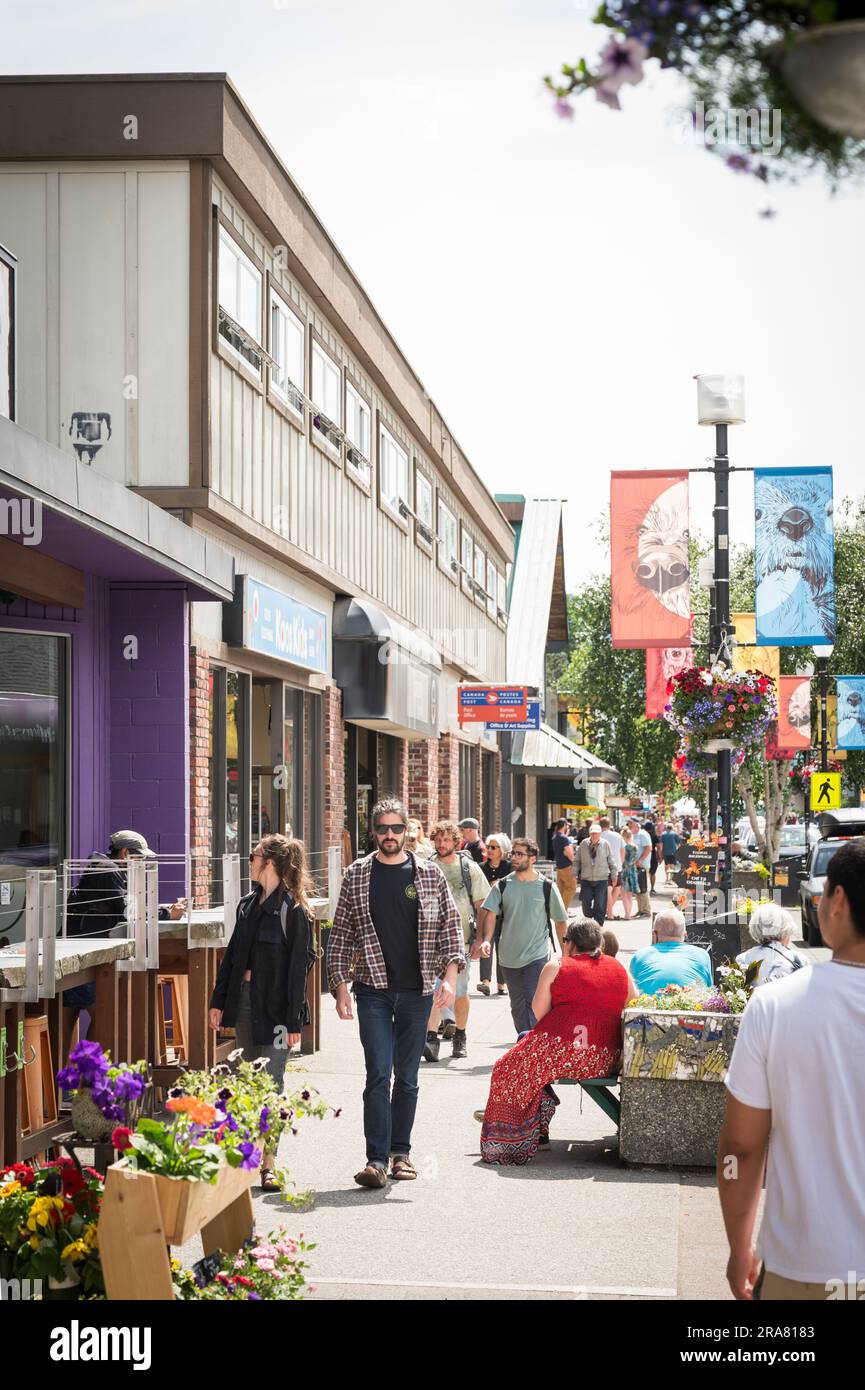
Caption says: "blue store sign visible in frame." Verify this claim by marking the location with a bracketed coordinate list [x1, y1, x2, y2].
[486, 698, 541, 732]
[227, 576, 329, 673]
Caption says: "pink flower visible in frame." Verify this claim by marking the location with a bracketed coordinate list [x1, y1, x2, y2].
[256, 1258, 275, 1272]
[597, 38, 648, 91]
[553, 98, 574, 120]
[595, 83, 622, 110]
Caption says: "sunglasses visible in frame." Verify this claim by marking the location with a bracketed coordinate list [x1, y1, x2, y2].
[374, 823, 406, 835]
[248, 851, 268, 865]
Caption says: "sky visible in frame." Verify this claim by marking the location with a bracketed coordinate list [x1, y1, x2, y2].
[2, 0, 863, 587]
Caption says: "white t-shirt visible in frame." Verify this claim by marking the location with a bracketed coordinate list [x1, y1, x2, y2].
[632, 828, 652, 869]
[725, 962, 865, 1281]
[736, 942, 811, 986]
[601, 828, 624, 869]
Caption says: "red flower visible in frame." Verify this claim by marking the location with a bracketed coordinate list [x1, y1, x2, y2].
[4, 1163, 35, 1187]
[234, 1275, 253, 1288]
[111, 1126, 133, 1152]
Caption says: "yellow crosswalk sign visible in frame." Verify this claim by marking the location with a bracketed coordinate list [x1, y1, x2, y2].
[812, 771, 842, 810]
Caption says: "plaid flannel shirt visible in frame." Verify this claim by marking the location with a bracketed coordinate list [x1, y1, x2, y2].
[326, 851, 465, 995]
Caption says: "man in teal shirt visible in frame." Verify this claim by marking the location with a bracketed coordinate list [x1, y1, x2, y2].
[473, 837, 568, 1034]
[630, 907, 713, 994]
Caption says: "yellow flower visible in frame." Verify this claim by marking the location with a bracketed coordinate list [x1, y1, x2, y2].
[36, 1211, 50, 1227]
[0, 1180, 21, 1196]
[29, 1235, 39, 1249]
[61, 1239, 88, 1262]
[84, 1223, 98, 1249]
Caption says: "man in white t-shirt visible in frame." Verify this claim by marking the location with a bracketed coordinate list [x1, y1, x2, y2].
[626, 817, 652, 917]
[598, 817, 624, 920]
[719, 837, 865, 1300]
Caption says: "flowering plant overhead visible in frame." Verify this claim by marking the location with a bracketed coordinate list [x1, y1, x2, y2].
[787, 754, 843, 794]
[545, 1, 865, 188]
[665, 664, 777, 760]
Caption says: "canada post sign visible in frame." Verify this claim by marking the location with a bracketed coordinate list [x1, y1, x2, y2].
[458, 685, 528, 723]
[235, 577, 328, 673]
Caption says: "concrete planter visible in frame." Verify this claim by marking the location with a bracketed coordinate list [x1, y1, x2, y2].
[619, 1009, 741, 1167]
[779, 21, 865, 139]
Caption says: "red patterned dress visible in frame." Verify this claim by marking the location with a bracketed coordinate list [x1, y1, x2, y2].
[480, 953, 629, 1165]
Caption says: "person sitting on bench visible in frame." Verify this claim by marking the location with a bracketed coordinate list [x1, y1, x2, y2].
[474, 917, 629, 1165]
[630, 908, 712, 996]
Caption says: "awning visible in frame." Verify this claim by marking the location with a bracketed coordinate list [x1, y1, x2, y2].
[0, 417, 234, 603]
[333, 596, 442, 741]
[508, 721, 620, 784]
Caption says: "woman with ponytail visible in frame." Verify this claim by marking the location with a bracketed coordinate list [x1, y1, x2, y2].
[209, 833, 315, 1190]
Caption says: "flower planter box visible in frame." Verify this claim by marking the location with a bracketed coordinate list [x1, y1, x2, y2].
[619, 1009, 741, 1167]
[99, 1160, 254, 1300]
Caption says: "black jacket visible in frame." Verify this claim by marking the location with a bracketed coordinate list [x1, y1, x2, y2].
[210, 887, 314, 1043]
[66, 854, 127, 938]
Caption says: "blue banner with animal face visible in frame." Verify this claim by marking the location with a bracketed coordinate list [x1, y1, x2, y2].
[754, 467, 835, 646]
[835, 677, 865, 750]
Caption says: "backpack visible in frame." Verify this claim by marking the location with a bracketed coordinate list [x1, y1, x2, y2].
[496, 872, 559, 955]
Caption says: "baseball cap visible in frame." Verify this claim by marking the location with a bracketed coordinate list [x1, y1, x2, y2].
[589, 822, 603, 834]
[110, 830, 155, 857]
[457, 817, 480, 830]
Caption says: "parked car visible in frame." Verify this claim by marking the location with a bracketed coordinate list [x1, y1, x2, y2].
[799, 818, 865, 945]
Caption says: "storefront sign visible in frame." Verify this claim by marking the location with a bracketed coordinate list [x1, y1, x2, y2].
[458, 686, 527, 723]
[485, 697, 540, 732]
[227, 576, 329, 673]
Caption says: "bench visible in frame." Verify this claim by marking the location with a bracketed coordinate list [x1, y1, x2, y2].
[553, 1075, 621, 1129]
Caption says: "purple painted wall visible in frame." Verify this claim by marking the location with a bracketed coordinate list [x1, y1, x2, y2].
[108, 585, 189, 900]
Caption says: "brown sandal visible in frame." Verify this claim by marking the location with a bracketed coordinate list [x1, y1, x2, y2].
[354, 1163, 387, 1189]
[390, 1156, 417, 1181]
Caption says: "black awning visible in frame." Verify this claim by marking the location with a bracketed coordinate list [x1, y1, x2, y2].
[333, 597, 442, 740]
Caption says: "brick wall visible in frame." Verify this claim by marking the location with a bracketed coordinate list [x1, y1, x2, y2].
[322, 683, 345, 851]
[189, 647, 211, 907]
[407, 737, 439, 830]
[437, 733, 461, 823]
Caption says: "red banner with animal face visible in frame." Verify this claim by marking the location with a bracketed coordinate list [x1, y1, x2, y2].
[611, 471, 691, 648]
[646, 644, 694, 719]
[776, 675, 811, 750]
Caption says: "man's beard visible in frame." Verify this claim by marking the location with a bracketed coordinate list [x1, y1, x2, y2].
[378, 836, 406, 858]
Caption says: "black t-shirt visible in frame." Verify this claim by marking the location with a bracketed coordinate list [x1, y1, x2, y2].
[552, 833, 573, 870]
[461, 838, 486, 865]
[368, 857, 423, 992]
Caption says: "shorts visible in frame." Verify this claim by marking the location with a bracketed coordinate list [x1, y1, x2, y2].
[63, 982, 96, 1011]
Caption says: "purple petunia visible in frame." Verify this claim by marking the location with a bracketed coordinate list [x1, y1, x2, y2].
[259, 1106, 270, 1136]
[112, 1071, 146, 1102]
[239, 1142, 262, 1170]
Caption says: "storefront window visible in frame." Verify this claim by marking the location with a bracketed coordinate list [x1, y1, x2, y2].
[283, 709, 296, 837]
[0, 632, 67, 872]
[208, 666, 249, 903]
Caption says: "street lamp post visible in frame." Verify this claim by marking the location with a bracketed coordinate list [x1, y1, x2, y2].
[695, 374, 746, 919]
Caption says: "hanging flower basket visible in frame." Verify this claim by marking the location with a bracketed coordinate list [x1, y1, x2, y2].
[665, 665, 777, 765]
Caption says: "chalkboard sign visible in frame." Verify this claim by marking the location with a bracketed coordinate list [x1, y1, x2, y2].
[673, 843, 720, 890]
[688, 917, 744, 984]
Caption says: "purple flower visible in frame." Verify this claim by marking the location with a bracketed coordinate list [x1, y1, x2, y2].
[726, 153, 751, 173]
[247, 1292, 261, 1301]
[553, 98, 574, 121]
[597, 38, 648, 91]
[113, 1071, 145, 1102]
[239, 1142, 262, 1171]
[56, 1066, 78, 1092]
[67, 1039, 110, 1086]
[259, 1106, 270, 1136]
[595, 83, 622, 111]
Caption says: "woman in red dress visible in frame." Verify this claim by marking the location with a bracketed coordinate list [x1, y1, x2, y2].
[478, 917, 630, 1165]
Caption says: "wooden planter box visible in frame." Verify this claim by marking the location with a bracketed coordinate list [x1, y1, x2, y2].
[619, 1009, 742, 1167]
[100, 1159, 254, 1300]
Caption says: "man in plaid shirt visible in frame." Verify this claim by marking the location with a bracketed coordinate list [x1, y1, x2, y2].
[327, 796, 464, 1188]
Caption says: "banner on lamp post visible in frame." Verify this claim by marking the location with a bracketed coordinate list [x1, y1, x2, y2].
[835, 676, 865, 751]
[754, 467, 835, 646]
[732, 612, 779, 685]
[776, 676, 811, 750]
[610, 470, 690, 649]
[645, 644, 693, 719]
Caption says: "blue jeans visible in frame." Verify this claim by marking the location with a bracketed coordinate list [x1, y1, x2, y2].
[580, 879, 608, 927]
[354, 983, 431, 1167]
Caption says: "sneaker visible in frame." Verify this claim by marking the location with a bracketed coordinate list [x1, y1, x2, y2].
[354, 1163, 387, 1189]
[422, 1032, 440, 1063]
[440, 1020, 456, 1041]
[451, 1029, 467, 1059]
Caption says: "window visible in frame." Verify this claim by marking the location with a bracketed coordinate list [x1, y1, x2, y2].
[438, 498, 458, 579]
[461, 524, 474, 596]
[345, 377, 371, 484]
[0, 243, 15, 422]
[497, 569, 508, 624]
[0, 634, 66, 899]
[473, 543, 486, 604]
[379, 422, 409, 520]
[269, 289, 305, 417]
[486, 558, 497, 619]
[458, 743, 478, 819]
[310, 337, 342, 454]
[208, 666, 250, 904]
[414, 467, 434, 550]
[217, 224, 263, 375]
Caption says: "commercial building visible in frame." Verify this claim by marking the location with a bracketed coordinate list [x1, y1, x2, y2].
[0, 73, 513, 907]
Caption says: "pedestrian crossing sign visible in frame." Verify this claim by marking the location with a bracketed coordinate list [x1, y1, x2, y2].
[812, 771, 842, 810]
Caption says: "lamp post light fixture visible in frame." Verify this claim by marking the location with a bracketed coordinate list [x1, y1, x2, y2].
[695, 373, 746, 919]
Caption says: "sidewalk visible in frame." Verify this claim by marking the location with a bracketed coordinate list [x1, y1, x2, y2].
[229, 891, 738, 1302]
